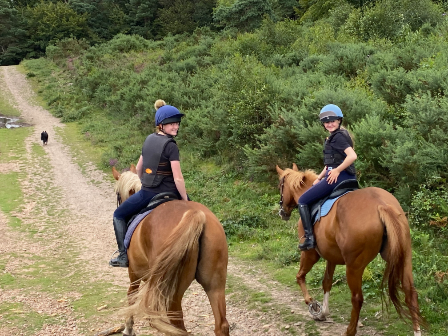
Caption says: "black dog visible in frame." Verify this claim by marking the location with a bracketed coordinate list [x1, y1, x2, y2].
[41, 131, 48, 145]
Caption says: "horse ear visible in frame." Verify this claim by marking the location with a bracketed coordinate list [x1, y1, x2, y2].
[276, 165, 284, 176]
[292, 163, 299, 171]
[130, 164, 137, 174]
[112, 166, 120, 180]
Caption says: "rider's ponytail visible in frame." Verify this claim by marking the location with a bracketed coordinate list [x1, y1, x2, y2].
[154, 99, 166, 110]
[340, 126, 355, 149]
[154, 100, 167, 132]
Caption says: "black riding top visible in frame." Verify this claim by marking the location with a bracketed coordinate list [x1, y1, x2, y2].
[323, 129, 356, 175]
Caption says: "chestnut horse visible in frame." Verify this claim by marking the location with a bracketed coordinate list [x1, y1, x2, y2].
[276, 164, 424, 336]
[112, 166, 229, 336]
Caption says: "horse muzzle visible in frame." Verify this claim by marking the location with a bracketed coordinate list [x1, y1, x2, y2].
[278, 208, 291, 221]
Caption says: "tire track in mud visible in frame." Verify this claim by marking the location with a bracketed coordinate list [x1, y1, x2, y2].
[0, 65, 381, 336]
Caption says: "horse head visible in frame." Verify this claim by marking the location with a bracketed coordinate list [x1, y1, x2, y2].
[276, 163, 317, 221]
[112, 164, 142, 205]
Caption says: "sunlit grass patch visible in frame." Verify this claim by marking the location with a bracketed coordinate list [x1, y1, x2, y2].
[0, 301, 59, 335]
[55, 124, 108, 175]
[0, 72, 21, 117]
[0, 172, 22, 214]
[0, 127, 30, 162]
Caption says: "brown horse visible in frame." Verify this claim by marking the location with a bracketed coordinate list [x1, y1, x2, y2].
[112, 166, 229, 336]
[276, 164, 424, 336]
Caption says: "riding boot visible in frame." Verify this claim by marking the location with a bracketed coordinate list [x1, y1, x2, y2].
[109, 217, 129, 267]
[298, 204, 316, 251]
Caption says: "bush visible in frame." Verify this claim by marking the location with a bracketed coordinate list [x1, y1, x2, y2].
[319, 42, 376, 77]
[345, 0, 442, 41]
[46, 38, 89, 65]
[410, 176, 448, 230]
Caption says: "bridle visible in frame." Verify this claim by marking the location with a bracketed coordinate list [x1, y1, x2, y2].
[116, 192, 122, 208]
[278, 176, 290, 218]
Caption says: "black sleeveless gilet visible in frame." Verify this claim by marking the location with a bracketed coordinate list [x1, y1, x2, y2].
[323, 129, 356, 175]
[141, 133, 176, 188]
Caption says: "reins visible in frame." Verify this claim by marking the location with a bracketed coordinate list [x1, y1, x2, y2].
[278, 176, 288, 217]
[116, 192, 122, 208]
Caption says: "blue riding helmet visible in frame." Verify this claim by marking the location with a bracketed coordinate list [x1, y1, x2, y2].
[319, 104, 343, 122]
[155, 105, 185, 126]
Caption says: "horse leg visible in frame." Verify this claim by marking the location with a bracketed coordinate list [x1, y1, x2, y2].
[317, 261, 336, 321]
[123, 273, 141, 336]
[168, 295, 187, 332]
[203, 283, 229, 336]
[296, 249, 320, 305]
[345, 266, 364, 336]
[196, 258, 229, 335]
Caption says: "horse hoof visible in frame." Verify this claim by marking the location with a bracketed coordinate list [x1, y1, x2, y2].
[313, 314, 327, 321]
[123, 331, 137, 336]
[308, 300, 322, 318]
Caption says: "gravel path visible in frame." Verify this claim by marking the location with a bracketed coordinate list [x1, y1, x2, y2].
[0, 65, 381, 336]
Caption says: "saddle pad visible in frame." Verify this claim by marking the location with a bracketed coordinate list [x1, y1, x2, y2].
[313, 192, 350, 224]
[124, 209, 152, 250]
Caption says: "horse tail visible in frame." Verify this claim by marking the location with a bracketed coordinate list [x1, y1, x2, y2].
[378, 204, 424, 325]
[126, 209, 206, 335]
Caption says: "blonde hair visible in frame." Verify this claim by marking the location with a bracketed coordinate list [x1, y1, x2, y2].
[340, 126, 355, 149]
[154, 99, 166, 110]
[155, 100, 167, 131]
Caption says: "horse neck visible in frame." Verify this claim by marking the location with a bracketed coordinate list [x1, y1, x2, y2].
[291, 181, 314, 203]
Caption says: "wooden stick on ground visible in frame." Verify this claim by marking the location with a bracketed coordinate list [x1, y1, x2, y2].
[94, 324, 125, 336]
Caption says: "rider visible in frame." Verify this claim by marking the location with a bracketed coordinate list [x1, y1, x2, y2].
[297, 104, 358, 251]
[109, 99, 189, 267]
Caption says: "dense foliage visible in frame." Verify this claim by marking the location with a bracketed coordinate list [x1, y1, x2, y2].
[20, 0, 448, 333]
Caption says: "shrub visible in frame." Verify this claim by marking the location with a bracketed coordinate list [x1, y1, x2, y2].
[345, 0, 442, 41]
[213, 0, 274, 32]
[410, 176, 448, 230]
[319, 42, 376, 77]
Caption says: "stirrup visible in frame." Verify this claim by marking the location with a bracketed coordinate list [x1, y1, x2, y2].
[109, 250, 129, 267]
[299, 237, 316, 251]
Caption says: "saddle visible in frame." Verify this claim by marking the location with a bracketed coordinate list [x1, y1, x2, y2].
[128, 192, 180, 226]
[310, 179, 359, 224]
[124, 192, 181, 249]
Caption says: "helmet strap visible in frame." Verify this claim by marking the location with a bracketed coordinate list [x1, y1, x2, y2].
[158, 124, 177, 138]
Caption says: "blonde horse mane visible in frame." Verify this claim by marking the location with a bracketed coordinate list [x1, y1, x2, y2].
[114, 171, 142, 202]
[280, 168, 318, 191]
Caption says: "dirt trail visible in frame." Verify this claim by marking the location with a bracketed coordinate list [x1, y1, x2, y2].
[0, 65, 380, 336]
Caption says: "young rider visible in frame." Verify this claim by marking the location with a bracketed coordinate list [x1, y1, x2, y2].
[109, 100, 188, 267]
[297, 104, 357, 251]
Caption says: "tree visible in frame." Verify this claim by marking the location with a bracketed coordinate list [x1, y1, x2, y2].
[0, 0, 29, 65]
[156, 0, 216, 36]
[69, 0, 129, 42]
[127, 0, 159, 38]
[25, 1, 90, 55]
[213, 0, 273, 31]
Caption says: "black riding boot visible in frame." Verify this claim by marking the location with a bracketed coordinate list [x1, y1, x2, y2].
[109, 217, 129, 267]
[298, 204, 316, 251]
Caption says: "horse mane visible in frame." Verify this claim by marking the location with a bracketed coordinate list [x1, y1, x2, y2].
[280, 168, 318, 191]
[114, 171, 142, 202]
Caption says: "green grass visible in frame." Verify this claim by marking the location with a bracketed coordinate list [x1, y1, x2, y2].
[0, 127, 31, 162]
[0, 126, 126, 336]
[226, 274, 302, 335]
[0, 74, 21, 117]
[0, 172, 22, 213]
[55, 123, 109, 175]
[0, 301, 59, 334]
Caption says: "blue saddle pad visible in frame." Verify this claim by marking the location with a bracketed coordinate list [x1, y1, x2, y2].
[124, 209, 152, 250]
[313, 192, 350, 225]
